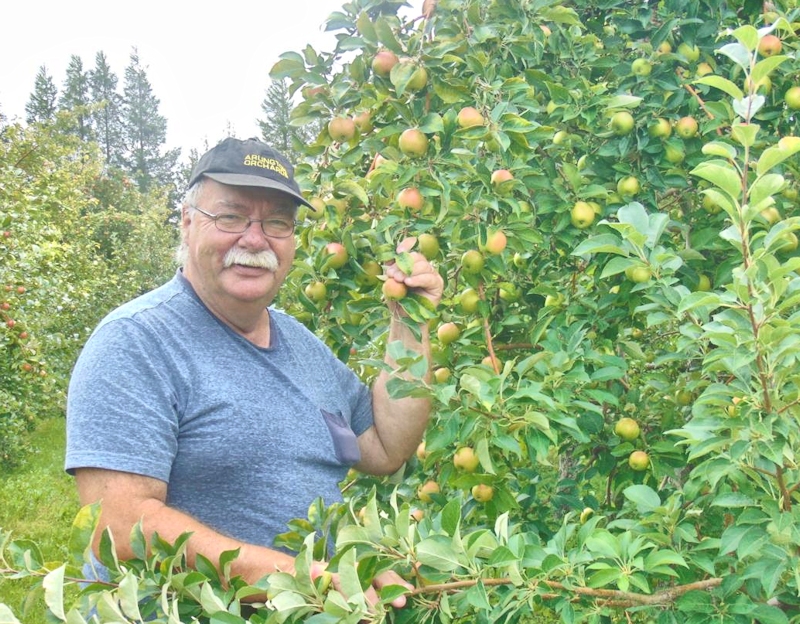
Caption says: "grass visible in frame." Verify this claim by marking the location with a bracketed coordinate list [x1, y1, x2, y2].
[0, 416, 81, 621]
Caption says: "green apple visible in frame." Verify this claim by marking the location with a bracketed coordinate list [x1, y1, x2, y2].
[785, 86, 800, 110]
[457, 106, 485, 128]
[695, 274, 712, 291]
[631, 58, 652, 77]
[418, 480, 440, 503]
[571, 201, 596, 229]
[437, 322, 461, 345]
[649, 118, 672, 139]
[625, 265, 651, 283]
[304, 281, 328, 302]
[398, 128, 429, 157]
[628, 450, 650, 471]
[677, 42, 700, 62]
[617, 175, 641, 197]
[417, 233, 440, 259]
[372, 49, 399, 77]
[758, 34, 782, 57]
[675, 116, 699, 139]
[327, 117, 356, 142]
[382, 279, 408, 300]
[610, 111, 635, 135]
[459, 288, 480, 313]
[484, 229, 507, 254]
[471, 483, 494, 502]
[461, 249, 485, 274]
[614, 417, 640, 441]
[453, 447, 480, 472]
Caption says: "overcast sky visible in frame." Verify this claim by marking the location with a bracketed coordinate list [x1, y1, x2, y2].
[1, 0, 420, 162]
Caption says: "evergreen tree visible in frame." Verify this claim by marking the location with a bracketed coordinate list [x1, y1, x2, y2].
[25, 66, 58, 125]
[89, 51, 124, 167]
[60, 55, 93, 141]
[258, 79, 315, 161]
[120, 49, 179, 193]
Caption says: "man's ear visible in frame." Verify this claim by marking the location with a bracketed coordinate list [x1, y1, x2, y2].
[181, 205, 192, 228]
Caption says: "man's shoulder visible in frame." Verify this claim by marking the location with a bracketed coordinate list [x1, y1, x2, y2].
[97, 272, 191, 330]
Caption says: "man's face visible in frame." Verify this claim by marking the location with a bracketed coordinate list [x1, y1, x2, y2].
[181, 179, 297, 312]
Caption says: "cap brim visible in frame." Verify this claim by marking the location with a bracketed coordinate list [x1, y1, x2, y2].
[203, 173, 316, 210]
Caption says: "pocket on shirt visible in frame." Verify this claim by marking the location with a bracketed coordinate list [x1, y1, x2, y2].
[320, 409, 362, 466]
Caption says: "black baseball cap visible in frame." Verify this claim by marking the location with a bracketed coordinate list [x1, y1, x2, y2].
[187, 137, 315, 210]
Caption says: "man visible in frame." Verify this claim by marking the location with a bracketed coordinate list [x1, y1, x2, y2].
[65, 137, 443, 607]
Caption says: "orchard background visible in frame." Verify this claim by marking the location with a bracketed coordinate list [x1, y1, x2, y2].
[3, 0, 800, 622]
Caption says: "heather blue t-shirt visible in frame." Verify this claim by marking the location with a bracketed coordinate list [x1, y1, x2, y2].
[65, 271, 373, 550]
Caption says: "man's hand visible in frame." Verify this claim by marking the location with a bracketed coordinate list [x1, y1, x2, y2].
[311, 561, 413, 609]
[383, 237, 444, 313]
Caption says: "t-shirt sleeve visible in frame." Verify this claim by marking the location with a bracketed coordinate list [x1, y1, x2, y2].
[65, 318, 180, 481]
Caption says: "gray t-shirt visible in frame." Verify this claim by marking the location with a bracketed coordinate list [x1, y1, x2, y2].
[65, 271, 373, 550]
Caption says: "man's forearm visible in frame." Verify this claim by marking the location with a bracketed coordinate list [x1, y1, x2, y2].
[134, 499, 296, 582]
[365, 314, 432, 472]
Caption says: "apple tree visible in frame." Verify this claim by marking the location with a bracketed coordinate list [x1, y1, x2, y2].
[0, 116, 177, 469]
[267, 0, 800, 621]
[3, 0, 800, 622]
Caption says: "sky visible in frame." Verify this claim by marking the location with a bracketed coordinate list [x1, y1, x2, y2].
[1, 0, 421, 163]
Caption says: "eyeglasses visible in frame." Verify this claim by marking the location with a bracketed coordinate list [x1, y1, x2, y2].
[191, 205, 297, 238]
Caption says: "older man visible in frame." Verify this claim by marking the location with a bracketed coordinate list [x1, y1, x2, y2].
[65, 137, 443, 605]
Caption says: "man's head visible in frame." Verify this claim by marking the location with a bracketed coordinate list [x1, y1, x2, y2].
[178, 139, 308, 317]
[186, 137, 313, 210]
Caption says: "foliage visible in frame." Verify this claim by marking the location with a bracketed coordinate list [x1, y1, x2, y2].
[60, 55, 93, 142]
[4, 0, 800, 621]
[89, 51, 124, 167]
[120, 49, 182, 196]
[24, 66, 58, 125]
[0, 418, 80, 621]
[259, 79, 320, 162]
[0, 116, 178, 469]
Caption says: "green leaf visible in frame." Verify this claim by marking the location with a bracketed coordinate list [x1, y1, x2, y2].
[416, 537, 462, 572]
[717, 42, 751, 70]
[0, 605, 22, 624]
[623, 484, 661, 513]
[701, 141, 738, 160]
[572, 234, 627, 256]
[374, 17, 402, 53]
[355, 11, 377, 43]
[757, 136, 800, 176]
[691, 161, 742, 201]
[333, 180, 368, 206]
[390, 61, 417, 97]
[586, 567, 622, 588]
[604, 95, 642, 109]
[751, 605, 789, 624]
[42, 565, 66, 620]
[749, 173, 784, 208]
[694, 76, 743, 100]
[751, 55, 789, 86]
[200, 582, 228, 613]
[269, 53, 306, 79]
[731, 122, 759, 148]
[118, 572, 143, 620]
[711, 492, 756, 507]
[418, 113, 445, 134]
[733, 94, 765, 121]
[731, 25, 759, 50]
[68, 503, 100, 564]
[644, 549, 688, 569]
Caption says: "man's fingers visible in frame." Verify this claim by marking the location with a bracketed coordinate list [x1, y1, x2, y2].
[372, 571, 413, 608]
[396, 236, 418, 254]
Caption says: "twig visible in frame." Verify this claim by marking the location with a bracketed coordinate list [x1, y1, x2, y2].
[409, 576, 724, 608]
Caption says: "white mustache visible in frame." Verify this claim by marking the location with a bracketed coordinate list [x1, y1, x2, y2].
[223, 248, 279, 271]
